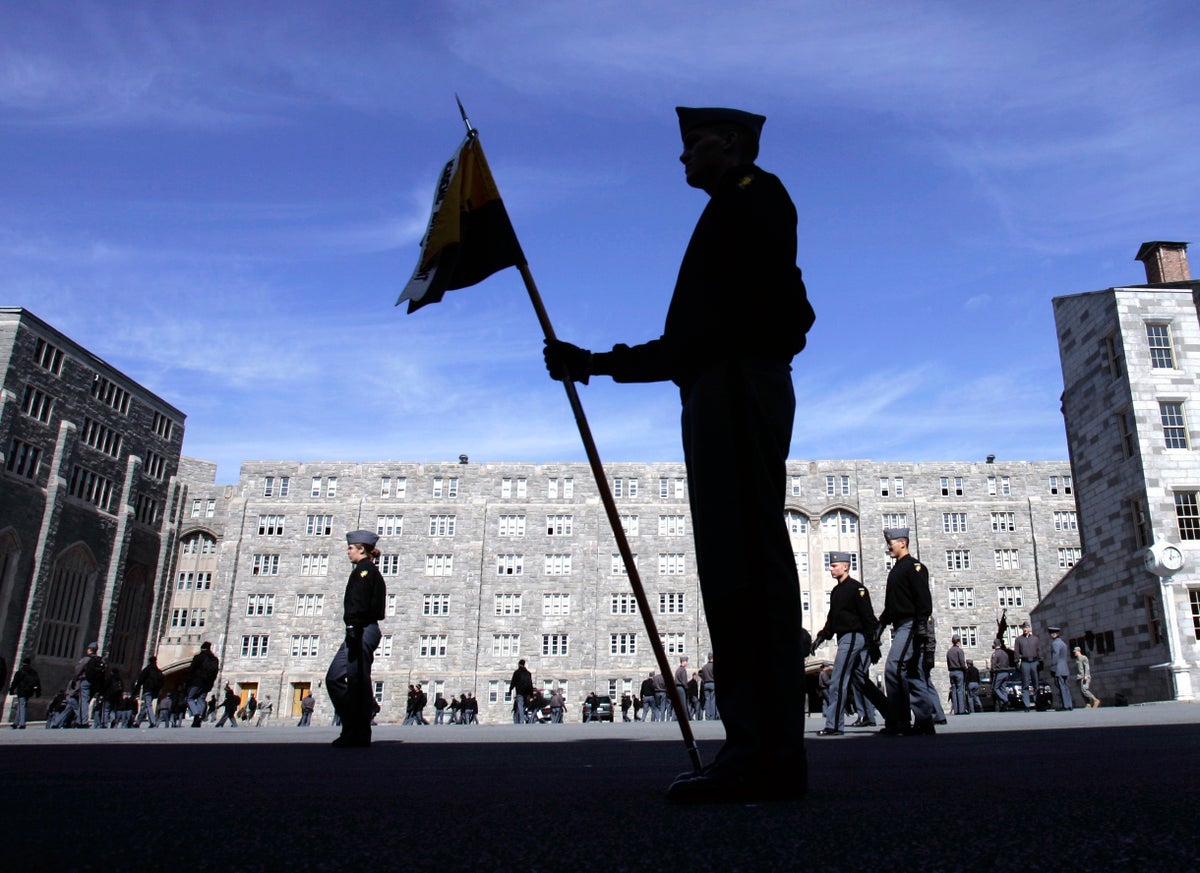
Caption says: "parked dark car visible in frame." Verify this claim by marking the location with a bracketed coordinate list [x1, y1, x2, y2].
[582, 695, 614, 722]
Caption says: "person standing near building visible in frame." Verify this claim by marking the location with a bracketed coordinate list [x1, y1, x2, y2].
[298, 692, 315, 726]
[638, 673, 655, 722]
[509, 659, 533, 724]
[698, 654, 717, 721]
[651, 670, 668, 723]
[1014, 621, 1041, 712]
[876, 529, 938, 735]
[812, 552, 890, 736]
[545, 105, 814, 803]
[256, 695, 274, 726]
[9, 657, 41, 729]
[1073, 646, 1100, 708]
[965, 660, 983, 713]
[1047, 627, 1073, 710]
[133, 655, 164, 728]
[326, 529, 387, 748]
[184, 642, 219, 728]
[946, 635, 968, 715]
[673, 656, 690, 721]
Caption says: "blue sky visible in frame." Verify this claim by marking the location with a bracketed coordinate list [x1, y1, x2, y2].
[3, 1, 1197, 483]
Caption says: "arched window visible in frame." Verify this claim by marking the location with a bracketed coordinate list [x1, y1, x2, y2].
[36, 545, 98, 660]
[821, 510, 859, 535]
[110, 564, 152, 674]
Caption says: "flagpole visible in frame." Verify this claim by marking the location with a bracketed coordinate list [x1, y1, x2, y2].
[516, 262, 704, 775]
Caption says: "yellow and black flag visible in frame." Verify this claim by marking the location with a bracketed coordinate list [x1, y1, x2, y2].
[397, 133, 526, 313]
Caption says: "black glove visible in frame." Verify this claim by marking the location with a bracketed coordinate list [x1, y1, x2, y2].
[544, 339, 592, 384]
[867, 639, 883, 664]
[344, 626, 361, 662]
[811, 632, 828, 656]
[873, 625, 885, 647]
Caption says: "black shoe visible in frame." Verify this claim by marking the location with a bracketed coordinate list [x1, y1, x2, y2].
[903, 721, 937, 736]
[855, 720, 877, 727]
[666, 772, 805, 804]
[815, 728, 844, 736]
[876, 725, 908, 736]
[332, 734, 371, 748]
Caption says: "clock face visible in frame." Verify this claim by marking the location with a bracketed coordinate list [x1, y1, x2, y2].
[1163, 547, 1184, 571]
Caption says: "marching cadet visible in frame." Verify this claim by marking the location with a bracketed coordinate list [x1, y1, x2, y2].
[875, 528, 938, 735]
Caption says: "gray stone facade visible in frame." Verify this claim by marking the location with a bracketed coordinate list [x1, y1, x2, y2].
[0, 308, 185, 718]
[176, 458, 1080, 723]
[1042, 264, 1200, 703]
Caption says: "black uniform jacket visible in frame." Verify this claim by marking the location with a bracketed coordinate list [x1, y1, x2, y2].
[343, 558, 386, 628]
[592, 164, 814, 390]
[819, 575, 879, 638]
[879, 554, 932, 628]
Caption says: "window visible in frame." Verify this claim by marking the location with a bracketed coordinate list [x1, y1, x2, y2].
[429, 515, 456, 536]
[879, 477, 891, 497]
[881, 513, 908, 530]
[151, 411, 174, 440]
[840, 475, 851, 495]
[548, 477, 560, 498]
[380, 476, 392, 498]
[946, 549, 971, 571]
[425, 554, 453, 576]
[305, 514, 333, 536]
[423, 594, 450, 616]
[6, 438, 41, 479]
[894, 478, 904, 497]
[378, 554, 400, 575]
[542, 634, 569, 656]
[950, 626, 978, 647]
[791, 476, 802, 496]
[991, 512, 1016, 533]
[948, 587, 974, 608]
[144, 451, 167, 480]
[257, 515, 285, 536]
[564, 478, 575, 498]
[658, 553, 686, 575]
[241, 635, 270, 657]
[91, 376, 130, 414]
[395, 477, 407, 498]
[34, 338, 65, 374]
[611, 633, 637, 655]
[295, 593, 325, 616]
[1048, 475, 1073, 495]
[498, 515, 526, 536]
[620, 514, 640, 536]
[988, 476, 1011, 496]
[543, 593, 570, 616]
[81, 417, 123, 457]
[300, 554, 329, 576]
[659, 592, 686, 614]
[659, 515, 687, 536]
[290, 635, 320, 658]
[263, 477, 274, 497]
[1104, 333, 1123, 379]
[611, 554, 636, 575]
[205, 499, 215, 518]
[1058, 547, 1081, 568]
[943, 513, 967, 533]
[1190, 590, 1200, 638]
[1118, 410, 1138, 458]
[68, 465, 115, 511]
[133, 493, 158, 525]
[495, 593, 522, 615]
[1130, 497, 1152, 548]
[376, 515, 403, 536]
[1054, 511, 1078, 532]
[941, 476, 964, 497]
[659, 633, 686, 654]
[825, 475, 835, 496]
[1175, 492, 1200, 540]
[546, 514, 573, 536]
[821, 510, 857, 534]
[378, 636, 393, 658]
[252, 554, 280, 576]
[501, 477, 527, 498]
[994, 549, 1021, 570]
[611, 593, 638, 614]
[544, 554, 572, 575]
[795, 552, 809, 574]
[419, 634, 447, 658]
[326, 477, 338, 497]
[1160, 402, 1190, 449]
[246, 593, 274, 615]
[385, 594, 397, 617]
[786, 511, 808, 534]
[496, 554, 524, 576]
[997, 586, 1024, 607]
[1147, 323, 1175, 369]
[432, 476, 458, 498]
[21, 385, 55, 423]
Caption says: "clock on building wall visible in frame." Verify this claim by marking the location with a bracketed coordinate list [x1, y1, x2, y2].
[1143, 541, 1185, 576]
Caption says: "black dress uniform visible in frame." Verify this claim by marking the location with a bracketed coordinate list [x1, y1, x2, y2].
[326, 533, 387, 747]
[878, 544, 938, 732]
[547, 107, 815, 801]
[814, 573, 891, 732]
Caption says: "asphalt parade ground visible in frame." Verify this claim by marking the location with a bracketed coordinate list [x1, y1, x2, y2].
[2, 703, 1197, 873]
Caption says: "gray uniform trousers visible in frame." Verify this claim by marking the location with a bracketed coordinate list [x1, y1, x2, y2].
[1019, 660, 1039, 710]
[884, 621, 937, 727]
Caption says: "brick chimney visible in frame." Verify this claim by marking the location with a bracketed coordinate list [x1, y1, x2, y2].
[1135, 240, 1191, 283]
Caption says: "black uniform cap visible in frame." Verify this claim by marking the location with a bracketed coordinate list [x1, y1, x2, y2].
[676, 106, 766, 139]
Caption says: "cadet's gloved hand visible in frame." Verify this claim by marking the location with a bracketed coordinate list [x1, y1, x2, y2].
[923, 651, 935, 673]
[543, 339, 592, 384]
[345, 626, 361, 662]
[873, 625, 885, 647]
[867, 639, 883, 664]
[810, 632, 828, 656]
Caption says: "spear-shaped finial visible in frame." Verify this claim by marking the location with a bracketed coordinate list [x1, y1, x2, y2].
[455, 94, 476, 137]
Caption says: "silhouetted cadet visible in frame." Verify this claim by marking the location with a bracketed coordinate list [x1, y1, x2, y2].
[326, 529, 386, 747]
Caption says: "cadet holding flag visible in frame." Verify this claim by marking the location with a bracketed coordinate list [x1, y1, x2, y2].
[545, 106, 815, 802]
[326, 530, 387, 748]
